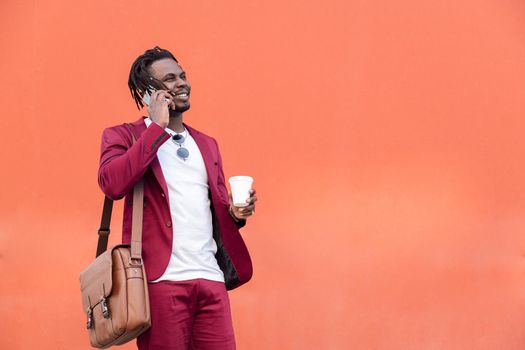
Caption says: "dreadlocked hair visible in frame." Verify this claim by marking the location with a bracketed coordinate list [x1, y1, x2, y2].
[128, 46, 178, 110]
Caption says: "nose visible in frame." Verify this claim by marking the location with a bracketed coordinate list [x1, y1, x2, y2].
[175, 76, 187, 88]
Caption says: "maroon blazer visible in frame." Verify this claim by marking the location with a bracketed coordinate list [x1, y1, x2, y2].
[98, 116, 253, 290]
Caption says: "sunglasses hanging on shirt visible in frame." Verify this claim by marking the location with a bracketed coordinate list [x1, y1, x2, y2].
[172, 131, 189, 161]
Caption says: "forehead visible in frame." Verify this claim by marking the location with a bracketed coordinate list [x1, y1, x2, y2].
[148, 58, 183, 78]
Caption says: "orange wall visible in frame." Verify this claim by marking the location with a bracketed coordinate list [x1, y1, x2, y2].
[1, 0, 525, 349]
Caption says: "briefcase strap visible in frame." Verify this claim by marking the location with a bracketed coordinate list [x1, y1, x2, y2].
[130, 179, 144, 262]
[95, 123, 144, 260]
[96, 197, 113, 257]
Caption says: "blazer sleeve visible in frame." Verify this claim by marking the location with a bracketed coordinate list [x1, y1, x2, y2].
[213, 137, 247, 229]
[98, 122, 171, 200]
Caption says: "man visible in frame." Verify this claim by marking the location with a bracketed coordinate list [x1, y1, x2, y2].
[98, 46, 257, 350]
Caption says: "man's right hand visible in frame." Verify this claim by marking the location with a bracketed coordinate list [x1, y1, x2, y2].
[147, 90, 173, 129]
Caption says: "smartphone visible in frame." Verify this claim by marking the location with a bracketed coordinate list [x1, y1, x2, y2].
[142, 85, 172, 107]
[142, 85, 160, 106]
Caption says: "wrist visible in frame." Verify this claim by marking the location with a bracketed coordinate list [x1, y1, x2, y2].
[149, 116, 168, 129]
[153, 120, 168, 129]
[228, 205, 241, 222]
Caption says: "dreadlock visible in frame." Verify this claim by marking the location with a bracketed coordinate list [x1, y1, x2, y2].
[128, 46, 178, 110]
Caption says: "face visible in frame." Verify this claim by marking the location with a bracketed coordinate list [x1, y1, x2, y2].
[148, 58, 191, 113]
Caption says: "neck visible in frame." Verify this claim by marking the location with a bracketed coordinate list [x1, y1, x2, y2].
[167, 111, 184, 132]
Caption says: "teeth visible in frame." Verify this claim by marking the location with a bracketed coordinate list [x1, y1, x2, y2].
[176, 93, 188, 97]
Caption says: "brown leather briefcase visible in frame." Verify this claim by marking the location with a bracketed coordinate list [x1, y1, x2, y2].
[79, 174, 150, 347]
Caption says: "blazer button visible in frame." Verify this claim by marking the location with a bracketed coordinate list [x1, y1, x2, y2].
[161, 193, 165, 198]
[166, 221, 172, 227]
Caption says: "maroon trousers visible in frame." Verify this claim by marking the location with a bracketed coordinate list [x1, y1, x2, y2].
[137, 279, 236, 350]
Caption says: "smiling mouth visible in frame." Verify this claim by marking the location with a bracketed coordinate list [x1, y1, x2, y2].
[173, 91, 189, 100]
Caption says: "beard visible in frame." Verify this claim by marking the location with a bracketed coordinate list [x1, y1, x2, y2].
[170, 102, 190, 114]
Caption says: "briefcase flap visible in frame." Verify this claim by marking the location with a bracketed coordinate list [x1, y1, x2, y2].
[79, 246, 121, 312]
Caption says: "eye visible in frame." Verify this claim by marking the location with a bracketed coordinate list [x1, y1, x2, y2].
[180, 73, 186, 80]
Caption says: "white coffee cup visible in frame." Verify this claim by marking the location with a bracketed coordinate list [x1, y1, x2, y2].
[228, 176, 253, 207]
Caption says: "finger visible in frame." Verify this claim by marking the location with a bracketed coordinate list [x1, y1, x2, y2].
[152, 90, 172, 103]
[150, 89, 162, 100]
[240, 205, 255, 213]
[160, 91, 175, 109]
[149, 93, 167, 107]
[249, 189, 256, 195]
[239, 207, 255, 217]
[153, 95, 172, 108]
[246, 196, 258, 204]
[158, 90, 173, 101]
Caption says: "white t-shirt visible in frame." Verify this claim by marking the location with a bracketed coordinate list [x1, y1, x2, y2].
[144, 118, 224, 283]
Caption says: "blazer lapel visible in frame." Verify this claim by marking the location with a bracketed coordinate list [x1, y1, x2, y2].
[130, 119, 218, 197]
[131, 117, 169, 199]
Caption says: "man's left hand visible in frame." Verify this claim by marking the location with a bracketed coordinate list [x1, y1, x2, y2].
[229, 189, 257, 220]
